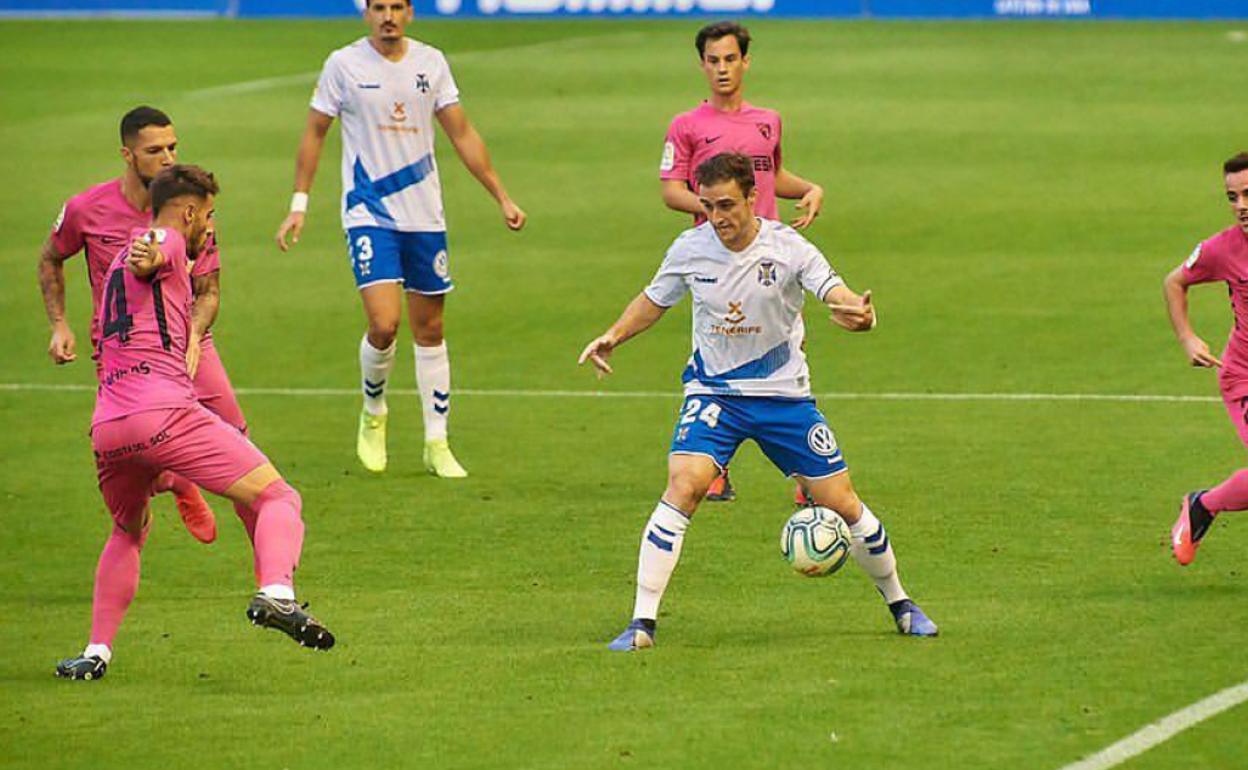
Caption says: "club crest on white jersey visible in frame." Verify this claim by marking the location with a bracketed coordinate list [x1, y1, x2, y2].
[311, 37, 460, 232]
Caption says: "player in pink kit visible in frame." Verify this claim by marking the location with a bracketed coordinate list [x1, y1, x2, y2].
[1166, 152, 1248, 566]
[660, 22, 825, 503]
[37, 106, 247, 544]
[55, 165, 335, 681]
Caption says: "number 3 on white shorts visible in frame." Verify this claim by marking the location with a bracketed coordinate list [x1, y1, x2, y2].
[680, 398, 721, 429]
[354, 235, 374, 277]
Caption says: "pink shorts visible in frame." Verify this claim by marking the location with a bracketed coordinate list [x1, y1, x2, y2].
[1223, 392, 1248, 450]
[94, 338, 246, 434]
[193, 340, 247, 434]
[92, 406, 269, 528]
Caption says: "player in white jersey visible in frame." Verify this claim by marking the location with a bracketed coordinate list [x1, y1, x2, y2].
[579, 154, 937, 650]
[275, 0, 526, 477]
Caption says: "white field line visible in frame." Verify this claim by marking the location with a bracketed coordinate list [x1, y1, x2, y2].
[1057, 679, 1248, 770]
[185, 30, 644, 100]
[187, 71, 318, 99]
[0, 382, 1221, 403]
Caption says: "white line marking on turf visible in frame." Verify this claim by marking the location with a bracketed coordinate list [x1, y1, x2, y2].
[187, 71, 317, 99]
[0, 383, 1221, 403]
[185, 31, 643, 101]
[1058, 679, 1248, 770]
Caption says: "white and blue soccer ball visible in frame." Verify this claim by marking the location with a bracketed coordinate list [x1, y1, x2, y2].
[781, 506, 852, 577]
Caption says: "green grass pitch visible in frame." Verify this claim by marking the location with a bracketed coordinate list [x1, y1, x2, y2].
[1, 17, 1247, 769]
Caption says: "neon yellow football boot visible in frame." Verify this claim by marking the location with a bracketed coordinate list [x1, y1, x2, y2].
[423, 438, 467, 478]
[357, 410, 387, 473]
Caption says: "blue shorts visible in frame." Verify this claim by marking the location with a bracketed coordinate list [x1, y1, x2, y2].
[345, 227, 453, 294]
[669, 395, 847, 479]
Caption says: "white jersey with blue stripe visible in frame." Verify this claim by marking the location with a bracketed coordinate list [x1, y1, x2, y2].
[311, 37, 459, 232]
[644, 219, 844, 400]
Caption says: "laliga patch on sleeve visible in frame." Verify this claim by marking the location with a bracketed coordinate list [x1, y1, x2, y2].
[149, 228, 168, 244]
[1185, 243, 1202, 268]
[660, 141, 675, 172]
[53, 203, 66, 233]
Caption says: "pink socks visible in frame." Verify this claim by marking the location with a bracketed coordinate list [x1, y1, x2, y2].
[89, 521, 150, 647]
[251, 480, 304, 590]
[1200, 469, 1248, 513]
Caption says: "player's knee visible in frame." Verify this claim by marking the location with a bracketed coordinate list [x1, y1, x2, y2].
[367, 323, 399, 350]
[822, 490, 862, 523]
[257, 478, 301, 511]
[664, 475, 707, 513]
[413, 317, 444, 347]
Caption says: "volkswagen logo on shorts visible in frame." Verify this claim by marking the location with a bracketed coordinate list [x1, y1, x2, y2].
[433, 249, 450, 279]
[807, 424, 838, 456]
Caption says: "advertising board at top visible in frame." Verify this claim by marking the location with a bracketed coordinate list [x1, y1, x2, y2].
[405, 0, 1247, 17]
[2, 0, 1245, 19]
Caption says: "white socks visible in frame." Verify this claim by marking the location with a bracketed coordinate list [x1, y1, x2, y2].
[848, 503, 908, 604]
[84, 643, 112, 663]
[260, 583, 295, 602]
[360, 336, 396, 416]
[362, 336, 452, 440]
[633, 501, 690, 620]
[414, 342, 451, 442]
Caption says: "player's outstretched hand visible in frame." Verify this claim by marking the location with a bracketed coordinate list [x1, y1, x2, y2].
[828, 289, 875, 331]
[276, 212, 305, 251]
[501, 198, 526, 231]
[578, 334, 616, 379]
[1181, 334, 1223, 368]
[791, 185, 824, 229]
[126, 231, 165, 277]
[48, 323, 76, 365]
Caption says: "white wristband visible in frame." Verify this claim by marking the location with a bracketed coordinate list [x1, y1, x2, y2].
[290, 192, 309, 213]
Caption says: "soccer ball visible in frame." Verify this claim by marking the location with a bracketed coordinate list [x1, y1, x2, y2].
[781, 506, 852, 577]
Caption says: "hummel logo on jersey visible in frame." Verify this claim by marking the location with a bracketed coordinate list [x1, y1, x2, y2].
[705, 136, 722, 145]
[356, 82, 382, 89]
[694, 276, 718, 284]
[415, 74, 430, 93]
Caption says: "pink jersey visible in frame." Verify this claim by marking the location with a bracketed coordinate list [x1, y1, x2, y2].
[50, 178, 219, 346]
[92, 227, 198, 427]
[659, 101, 783, 224]
[1180, 225, 1248, 397]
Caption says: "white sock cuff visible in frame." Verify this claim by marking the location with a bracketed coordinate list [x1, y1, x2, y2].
[361, 335, 397, 357]
[84, 643, 112, 663]
[653, 500, 691, 533]
[260, 583, 296, 602]
[849, 504, 882, 541]
[414, 341, 448, 360]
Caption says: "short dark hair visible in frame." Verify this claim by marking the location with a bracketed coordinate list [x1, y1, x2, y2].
[695, 152, 756, 197]
[696, 21, 751, 59]
[1224, 152, 1248, 175]
[150, 164, 219, 215]
[120, 106, 172, 146]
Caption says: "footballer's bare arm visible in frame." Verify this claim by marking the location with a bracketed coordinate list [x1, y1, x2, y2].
[661, 179, 702, 216]
[435, 103, 526, 231]
[578, 293, 668, 377]
[775, 167, 824, 230]
[1164, 264, 1222, 368]
[276, 108, 334, 251]
[825, 284, 875, 332]
[38, 236, 75, 364]
[186, 271, 220, 380]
